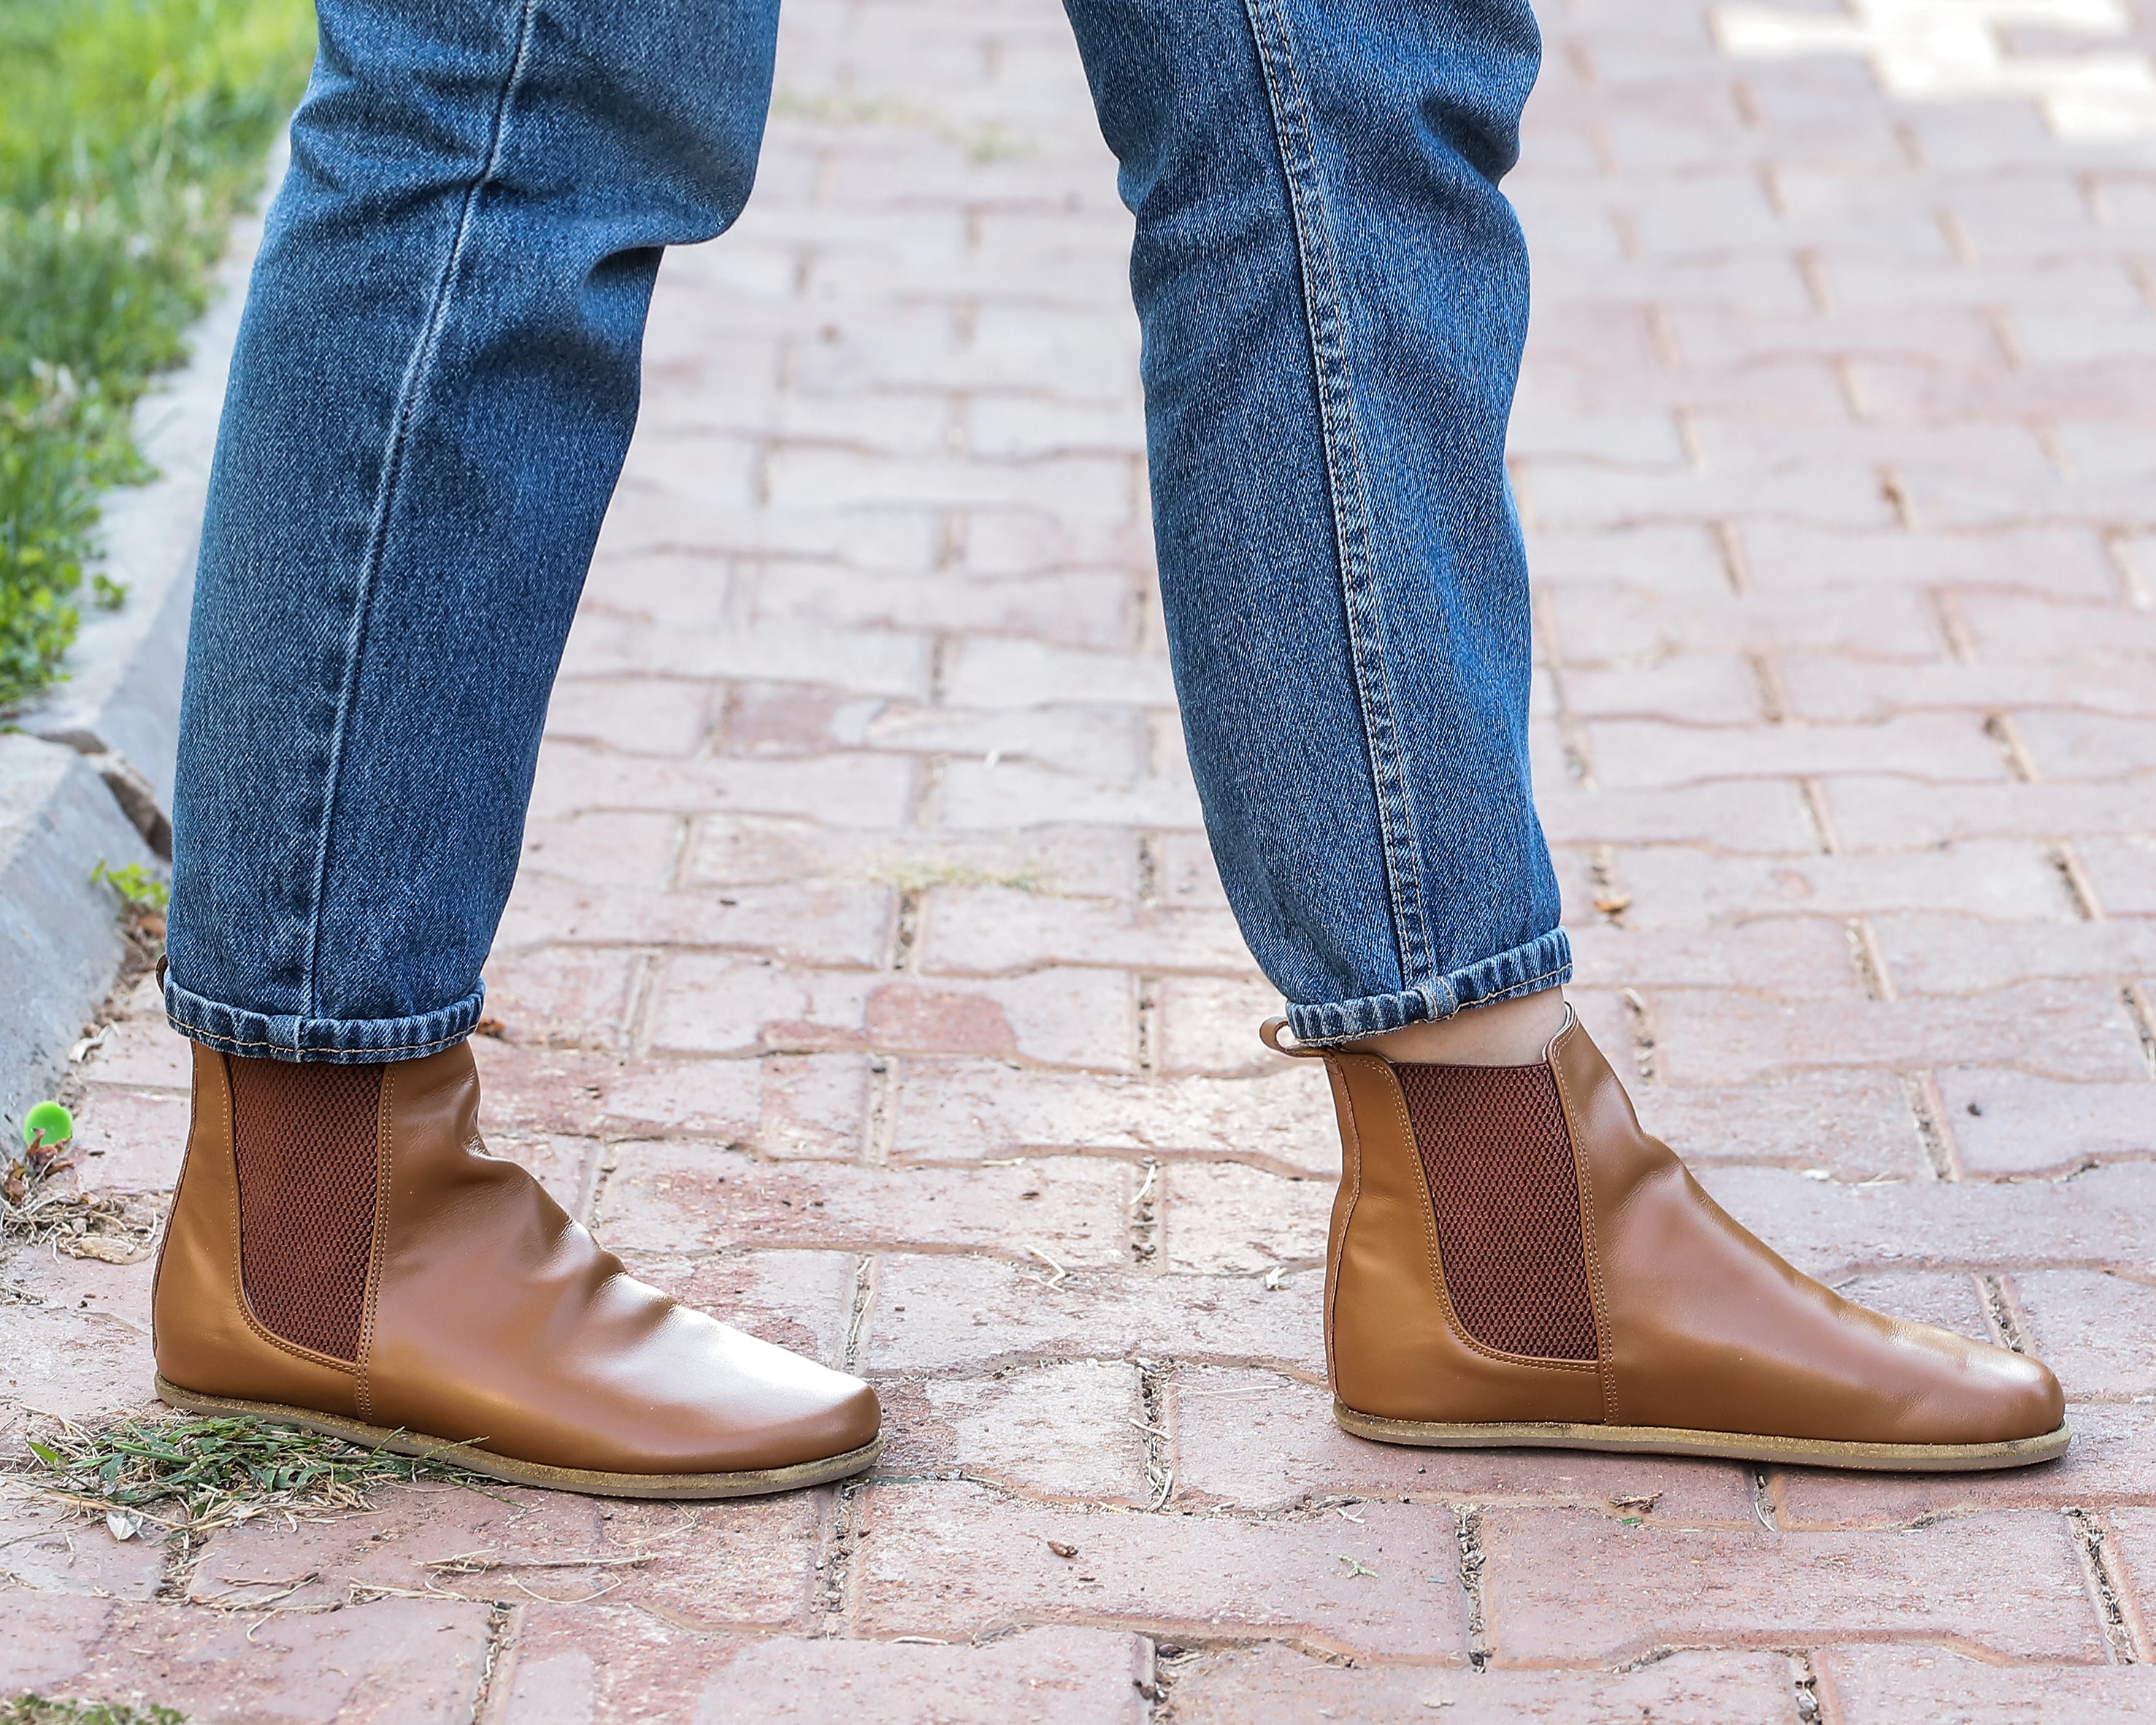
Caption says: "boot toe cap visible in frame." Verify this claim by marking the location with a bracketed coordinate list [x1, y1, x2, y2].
[1951, 1340, 2065, 1444]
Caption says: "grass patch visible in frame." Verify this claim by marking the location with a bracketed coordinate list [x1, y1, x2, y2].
[0, 0, 314, 710]
[4, 1699, 186, 1725]
[15, 1412, 491, 1539]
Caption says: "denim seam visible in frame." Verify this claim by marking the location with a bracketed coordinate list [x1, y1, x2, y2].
[1287, 937, 1572, 1045]
[164, 1015, 470, 1058]
[297, 0, 543, 1025]
[1237, 0, 1436, 992]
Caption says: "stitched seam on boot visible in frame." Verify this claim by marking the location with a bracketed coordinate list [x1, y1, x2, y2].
[1549, 1034, 1621, 1423]
[1321, 1056, 1364, 1389]
[354, 1063, 396, 1424]
[1374, 1060, 1596, 1377]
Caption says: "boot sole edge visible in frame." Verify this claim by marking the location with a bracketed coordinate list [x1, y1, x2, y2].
[1332, 1401, 2071, 1472]
[153, 1376, 883, 1499]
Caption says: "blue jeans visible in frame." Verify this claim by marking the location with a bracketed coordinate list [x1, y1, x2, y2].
[164, 0, 1566, 1061]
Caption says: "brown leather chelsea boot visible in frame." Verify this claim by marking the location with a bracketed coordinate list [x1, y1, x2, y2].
[152, 1039, 881, 1496]
[1266, 1009, 2068, 1471]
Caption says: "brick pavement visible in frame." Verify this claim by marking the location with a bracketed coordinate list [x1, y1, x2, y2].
[7, 0, 2156, 1719]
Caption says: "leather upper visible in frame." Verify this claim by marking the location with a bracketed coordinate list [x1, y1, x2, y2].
[155, 1041, 881, 1474]
[1316, 1015, 2065, 1445]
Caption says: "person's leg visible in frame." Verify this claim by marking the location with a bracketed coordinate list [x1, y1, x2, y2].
[166, 0, 783, 1060]
[1064, 0, 1561, 1054]
[1063, 0, 2065, 1469]
[151, 0, 881, 1494]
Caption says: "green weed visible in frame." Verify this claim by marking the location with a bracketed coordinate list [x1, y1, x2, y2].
[88, 857, 168, 912]
[0, 0, 314, 709]
[3, 1698, 187, 1725]
[17, 1412, 491, 1538]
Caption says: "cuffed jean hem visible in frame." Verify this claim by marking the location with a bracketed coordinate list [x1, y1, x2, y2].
[1283, 927, 1572, 1047]
[162, 971, 486, 1064]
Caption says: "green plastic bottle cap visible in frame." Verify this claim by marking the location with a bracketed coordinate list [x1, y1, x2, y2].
[22, 1101, 72, 1148]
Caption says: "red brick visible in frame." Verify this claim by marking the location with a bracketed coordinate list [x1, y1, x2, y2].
[856, 1480, 1465, 1657]
[599, 1144, 1130, 1267]
[2104, 1507, 2156, 1653]
[1585, 714, 2011, 789]
[188, 1479, 821, 1629]
[496, 875, 894, 967]
[1659, 303, 2009, 369]
[526, 741, 916, 827]
[518, 811, 684, 890]
[1519, 459, 1901, 532]
[752, 563, 1142, 652]
[0, 1594, 490, 1722]
[540, 675, 715, 756]
[1822, 776, 2156, 849]
[1696, 1160, 2156, 1284]
[1820, 1645, 2156, 1724]
[618, 1247, 861, 1366]
[877, 1360, 1149, 1502]
[468, 1042, 874, 1158]
[1565, 916, 1865, 1000]
[1936, 1069, 2156, 1178]
[479, 947, 642, 1049]
[1739, 523, 2119, 597]
[1544, 579, 1944, 662]
[1605, 841, 2073, 926]
[1773, 1402, 2156, 1526]
[76, 1016, 191, 1092]
[1645, 983, 2149, 1083]
[1523, 523, 1733, 593]
[0, 1500, 166, 1598]
[2015, 1269, 2156, 1401]
[1153, 974, 1284, 1076]
[2015, 711, 2156, 779]
[1172, 1366, 1753, 1522]
[1870, 914, 2156, 993]
[888, 1058, 1338, 1174]
[1535, 781, 1820, 852]
[1165, 1642, 1797, 1724]
[0, 1276, 157, 1431]
[1779, 654, 2156, 723]
[1954, 592, 2156, 662]
[864, 1253, 1323, 1378]
[937, 756, 1205, 831]
[919, 887, 1248, 976]
[494, 1610, 1151, 1724]
[1561, 654, 1765, 724]
[1159, 1161, 1332, 1275]
[62, 1087, 188, 1194]
[685, 818, 1138, 899]
[1480, 1507, 2102, 1664]
[1628, 1068, 1931, 1182]
[648, 955, 1136, 1069]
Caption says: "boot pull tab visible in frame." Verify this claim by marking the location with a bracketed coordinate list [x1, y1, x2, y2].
[1258, 1017, 1326, 1059]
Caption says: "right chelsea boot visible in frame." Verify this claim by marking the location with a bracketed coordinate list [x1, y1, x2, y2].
[152, 1039, 881, 1496]
[1266, 1009, 2068, 1471]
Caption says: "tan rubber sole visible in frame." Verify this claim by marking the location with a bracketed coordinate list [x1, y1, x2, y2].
[1334, 1400, 2071, 1473]
[155, 1376, 882, 1499]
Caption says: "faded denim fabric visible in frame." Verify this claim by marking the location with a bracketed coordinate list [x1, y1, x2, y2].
[165, 0, 1567, 1062]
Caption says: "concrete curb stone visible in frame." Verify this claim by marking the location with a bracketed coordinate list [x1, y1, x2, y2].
[0, 141, 283, 1133]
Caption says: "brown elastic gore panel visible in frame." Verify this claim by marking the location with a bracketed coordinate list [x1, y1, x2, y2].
[1395, 1060, 1598, 1363]
[229, 1055, 383, 1363]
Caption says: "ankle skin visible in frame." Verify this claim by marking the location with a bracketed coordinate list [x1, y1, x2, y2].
[1348, 989, 1568, 1066]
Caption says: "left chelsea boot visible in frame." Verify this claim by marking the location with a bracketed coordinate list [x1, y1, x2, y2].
[153, 1038, 881, 1496]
